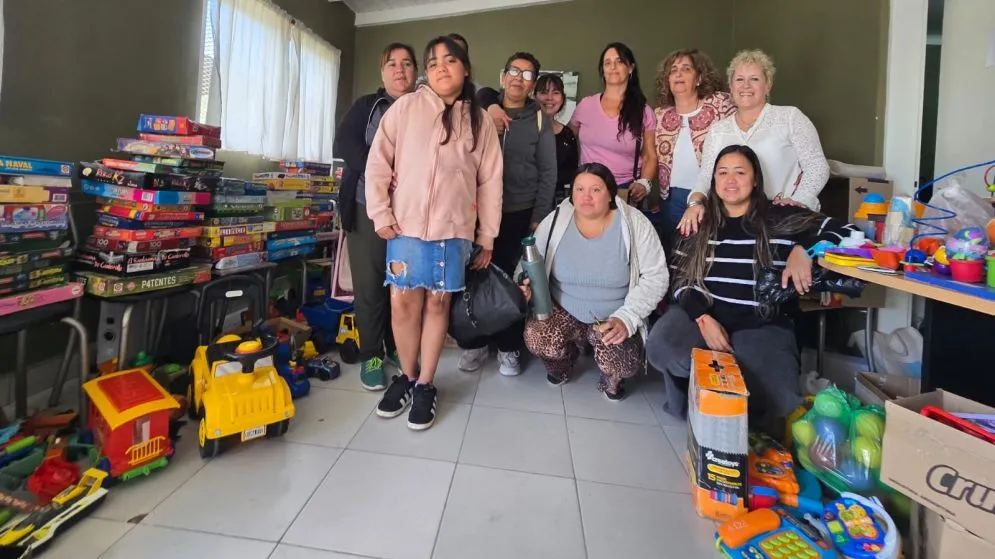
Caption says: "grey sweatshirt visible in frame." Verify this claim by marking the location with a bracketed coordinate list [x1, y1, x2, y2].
[498, 97, 557, 224]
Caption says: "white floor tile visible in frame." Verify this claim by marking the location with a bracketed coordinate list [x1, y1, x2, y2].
[310, 352, 373, 393]
[101, 525, 275, 559]
[459, 406, 573, 477]
[283, 450, 454, 559]
[640, 373, 688, 427]
[270, 544, 373, 558]
[473, 358, 563, 415]
[663, 425, 690, 473]
[567, 416, 687, 492]
[94, 429, 207, 522]
[145, 442, 340, 541]
[433, 465, 586, 559]
[578, 481, 718, 559]
[38, 517, 132, 559]
[349, 403, 471, 462]
[562, 367, 659, 425]
[432, 351, 482, 404]
[283, 388, 379, 448]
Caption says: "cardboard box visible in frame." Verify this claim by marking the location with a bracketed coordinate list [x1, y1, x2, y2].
[819, 176, 894, 222]
[854, 372, 921, 406]
[880, 391, 995, 543]
[923, 508, 995, 558]
[687, 348, 749, 522]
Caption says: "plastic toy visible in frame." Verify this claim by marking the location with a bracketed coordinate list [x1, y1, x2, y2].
[808, 493, 899, 559]
[716, 508, 838, 558]
[0, 468, 108, 559]
[792, 386, 887, 496]
[297, 298, 360, 363]
[83, 368, 180, 481]
[273, 331, 311, 399]
[305, 357, 340, 381]
[26, 458, 79, 505]
[188, 324, 295, 458]
[748, 434, 822, 516]
[946, 226, 988, 260]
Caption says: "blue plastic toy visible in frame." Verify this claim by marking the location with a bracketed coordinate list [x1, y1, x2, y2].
[716, 508, 838, 559]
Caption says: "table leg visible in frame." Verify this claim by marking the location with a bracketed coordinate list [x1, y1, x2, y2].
[153, 298, 169, 356]
[59, 317, 89, 421]
[15, 329, 28, 419]
[300, 257, 307, 308]
[921, 298, 995, 406]
[816, 311, 826, 374]
[864, 308, 875, 373]
[118, 304, 135, 368]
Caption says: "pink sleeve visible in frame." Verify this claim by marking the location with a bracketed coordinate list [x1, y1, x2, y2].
[568, 95, 591, 129]
[365, 100, 400, 231]
[474, 115, 504, 250]
[643, 105, 656, 131]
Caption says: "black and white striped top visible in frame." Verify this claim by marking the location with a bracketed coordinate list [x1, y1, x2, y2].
[672, 205, 858, 332]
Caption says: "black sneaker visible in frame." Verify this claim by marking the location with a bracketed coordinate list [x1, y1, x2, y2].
[604, 383, 627, 402]
[376, 375, 413, 418]
[407, 383, 437, 431]
[547, 374, 567, 387]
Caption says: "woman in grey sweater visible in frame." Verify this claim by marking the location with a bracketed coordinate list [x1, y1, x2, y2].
[519, 163, 669, 400]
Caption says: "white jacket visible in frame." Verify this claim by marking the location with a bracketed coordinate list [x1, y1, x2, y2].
[521, 197, 669, 340]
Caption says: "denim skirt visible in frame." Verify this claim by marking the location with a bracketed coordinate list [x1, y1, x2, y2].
[385, 235, 473, 293]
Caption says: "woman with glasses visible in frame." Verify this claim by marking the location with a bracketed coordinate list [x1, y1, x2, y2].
[457, 51, 557, 377]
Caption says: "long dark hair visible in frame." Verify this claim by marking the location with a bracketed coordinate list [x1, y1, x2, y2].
[674, 144, 825, 316]
[424, 36, 483, 152]
[598, 42, 647, 141]
[572, 162, 619, 209]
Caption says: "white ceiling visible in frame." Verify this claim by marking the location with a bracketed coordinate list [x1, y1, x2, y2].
[339, 0, 570, 27]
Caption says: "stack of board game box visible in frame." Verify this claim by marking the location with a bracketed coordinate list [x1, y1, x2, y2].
[254, 170, 317, 262]
[193, 178, 268, 272]
[280, 159, 343, 239]
[73, 115, 217, 297]
[0, 156, 85, 316]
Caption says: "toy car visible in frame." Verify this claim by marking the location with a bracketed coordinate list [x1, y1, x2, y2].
[297, 298, 360, 364]
[305, 357, 340, 381]
[188, 325, 295, 458]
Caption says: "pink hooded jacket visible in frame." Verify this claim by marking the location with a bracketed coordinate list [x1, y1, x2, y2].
[365, 86, 504, 249]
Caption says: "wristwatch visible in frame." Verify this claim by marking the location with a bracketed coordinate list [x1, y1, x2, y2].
[632, 178, 652, 191]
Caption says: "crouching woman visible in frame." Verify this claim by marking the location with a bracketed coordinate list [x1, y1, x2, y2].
[519, 162, 669, 400]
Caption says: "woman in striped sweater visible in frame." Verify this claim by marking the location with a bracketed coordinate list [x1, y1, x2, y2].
[646, 144, 857, 426]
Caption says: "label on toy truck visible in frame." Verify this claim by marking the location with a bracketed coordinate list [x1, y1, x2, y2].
[242, 426, 266, 442]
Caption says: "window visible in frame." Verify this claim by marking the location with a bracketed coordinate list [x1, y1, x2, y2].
[198, 0, 341, 162]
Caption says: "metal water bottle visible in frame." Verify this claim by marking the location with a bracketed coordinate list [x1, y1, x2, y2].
[521, 236, 552, 320]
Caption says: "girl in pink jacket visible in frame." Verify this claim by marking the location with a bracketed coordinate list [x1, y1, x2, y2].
[365, 36, 504, 431]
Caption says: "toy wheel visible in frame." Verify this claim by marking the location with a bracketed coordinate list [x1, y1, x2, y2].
[198, 418, 221, 459]
[266, 420, 290, 438]
[339, 340, 360, 364]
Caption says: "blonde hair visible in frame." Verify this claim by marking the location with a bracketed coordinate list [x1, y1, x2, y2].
[727, 49, 776, 89]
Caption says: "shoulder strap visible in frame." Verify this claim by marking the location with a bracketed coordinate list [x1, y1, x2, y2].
[545, 206, 561, 260]
[632, 133, 642, 183]
[537, 111, 543, 133]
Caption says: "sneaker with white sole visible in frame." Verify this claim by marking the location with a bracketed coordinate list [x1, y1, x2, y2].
[457, 347, 489, 371]
[376, 374, 414, 418]
[408, 383, 437, 430]
[497, 350, 521, 376]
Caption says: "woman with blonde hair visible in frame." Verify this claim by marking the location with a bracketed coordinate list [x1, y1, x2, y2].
[653, 49, 735, 239]
[678, 49, 830, 236]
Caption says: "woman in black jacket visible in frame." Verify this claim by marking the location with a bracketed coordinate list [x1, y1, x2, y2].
[333, 42, 417, 391]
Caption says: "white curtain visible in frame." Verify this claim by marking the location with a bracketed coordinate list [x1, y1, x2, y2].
[202, 0, 340, 161]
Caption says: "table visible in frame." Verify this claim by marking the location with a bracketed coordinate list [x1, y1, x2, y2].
[819, 259, 995, 407]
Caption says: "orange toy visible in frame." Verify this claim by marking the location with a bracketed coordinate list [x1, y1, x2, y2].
[687, 349, 749, 522]
[748, 436, 800, 496]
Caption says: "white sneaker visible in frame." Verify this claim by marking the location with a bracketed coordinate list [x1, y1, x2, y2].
[497, 351, 521, 376]
[458, 347, 489, 371]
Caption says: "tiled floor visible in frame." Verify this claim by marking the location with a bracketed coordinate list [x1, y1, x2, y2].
[43, 350, 721, 559]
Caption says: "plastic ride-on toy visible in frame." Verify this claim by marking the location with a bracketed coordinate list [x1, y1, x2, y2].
[189, 324, 295, 458]
[297, 298, 361, 364]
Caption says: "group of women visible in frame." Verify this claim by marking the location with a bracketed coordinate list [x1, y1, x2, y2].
[335, 34, 849, 433]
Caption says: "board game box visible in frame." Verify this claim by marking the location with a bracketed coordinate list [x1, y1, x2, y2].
[99, 206, 205, 222]
[0, 156, 74, 177]
[268, 245, 314, 261]
[76, 247, 191, 276]
[191, 241, 264, 261]
[0, 185, 70, 204]
[81, 179, 211, 205]
[279, 160, 332, 176]
[0, 230, 69, 254]
[91, 224, 202, 242]
[196, 233, 263, 248]
[102, 158, 224, 181]
[267, 235, 316, 251]
[215, 179, 268, 196]
[74, 264, 212, 297]
[204, 216, 264, 226]
[85, 235, 195, 254]
[269, 219, 315, 233]
[262, 206, 311, 222]
[96, 214, 193, 230]
[0, 282, 83, 317]
[138, 133, 222, 148]
[136, 115, 221, 138]
[212, 251, 266, 271]
[117, 138, 216, 161]
[0, 246, 73, 276]
[131, 156, 224, 171]
[0, 272, 67, 296]
[201, 224, 266, 237]
[0, 174, 73, 188]
[97, 199, 194, 212]
[80, 161, 208, 191]
[0, 204, 69, 233]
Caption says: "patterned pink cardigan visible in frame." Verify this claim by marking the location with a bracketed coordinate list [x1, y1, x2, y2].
[654, 91, 735, 196]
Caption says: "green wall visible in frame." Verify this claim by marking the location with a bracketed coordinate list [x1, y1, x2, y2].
[0, 0, 355, 380]
[353, 0, 887, 166]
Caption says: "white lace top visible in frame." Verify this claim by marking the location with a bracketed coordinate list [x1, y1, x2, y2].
[691, 104, 830, 210]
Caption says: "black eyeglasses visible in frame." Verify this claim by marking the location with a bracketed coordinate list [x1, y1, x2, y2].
[505, 67, 536, 81]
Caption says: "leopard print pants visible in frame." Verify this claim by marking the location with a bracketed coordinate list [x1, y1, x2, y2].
[524, 305, 644, 393]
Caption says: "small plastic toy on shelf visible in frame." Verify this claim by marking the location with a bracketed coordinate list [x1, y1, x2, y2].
[715, 508, 838, 558]
[82, 368, 180, 481]
[0, 468, 109, 559]
[188, 323, 295, 458]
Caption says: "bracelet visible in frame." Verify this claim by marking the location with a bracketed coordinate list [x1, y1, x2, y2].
[633, 178, 651, 190]
[687, 199, 703, 208]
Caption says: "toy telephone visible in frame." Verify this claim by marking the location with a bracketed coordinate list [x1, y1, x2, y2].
[716, 508, 838, 559]
[808, 493, 899, 559]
